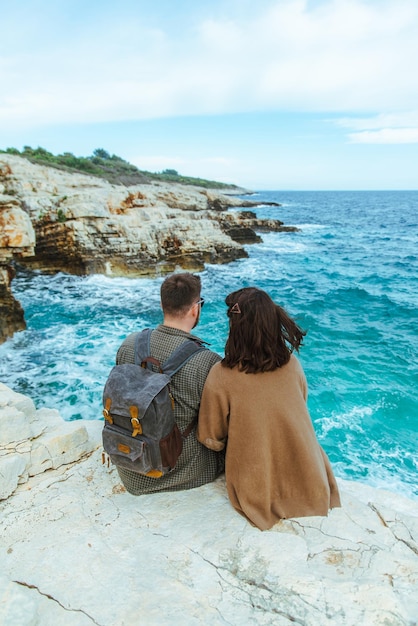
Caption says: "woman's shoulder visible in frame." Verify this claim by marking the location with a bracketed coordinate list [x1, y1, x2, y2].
[285, 353, 306, 377]
[286, 353, 308, 393]
[206, 360, 237, 383]
[287, 352, 304, 370]
[207, 360, 224, 375]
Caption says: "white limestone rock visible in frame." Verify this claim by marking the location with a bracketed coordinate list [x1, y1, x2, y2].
[0, 206, 35, 250]
[0, 384, 37, 445]
[0, 574, 93, 626]
[0, 575, 39, 626]
[0, 382, 37, 415]
[1, 386, 418, 625]
[0, 153, 255, 280]
[0, 383, 100, 499]
[1, 452, 417, 626]
[0, 405, 33, 446]
[29, 409, 92, 475]
[0, 453, 27, 500]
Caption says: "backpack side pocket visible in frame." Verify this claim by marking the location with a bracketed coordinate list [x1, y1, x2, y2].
[159, 424, 183, 471]
[102, 423, 153, 474]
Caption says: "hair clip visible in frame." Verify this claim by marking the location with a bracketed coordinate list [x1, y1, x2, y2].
[230, 302, 241, 314]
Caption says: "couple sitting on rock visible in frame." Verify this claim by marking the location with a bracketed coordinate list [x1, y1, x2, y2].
[114, 272, 341, 530]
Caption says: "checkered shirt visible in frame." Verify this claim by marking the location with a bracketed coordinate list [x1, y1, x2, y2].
[115, 324, 224, 494]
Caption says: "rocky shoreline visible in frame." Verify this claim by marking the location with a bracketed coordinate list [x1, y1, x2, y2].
[1, 381, 417, 625]
[0, 154, 296, 344]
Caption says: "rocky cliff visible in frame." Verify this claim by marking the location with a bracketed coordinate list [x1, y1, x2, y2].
[0, 154, 295, 344]
[1, 382, 417, 626]
[0, 187, 36, 343]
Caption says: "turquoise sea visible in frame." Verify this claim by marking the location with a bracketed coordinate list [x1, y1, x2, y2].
[1, 190, 417, 499]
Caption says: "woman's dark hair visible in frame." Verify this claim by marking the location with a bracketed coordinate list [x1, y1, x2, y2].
[160, 272, 201, 316]
[222, 287, 306, 373]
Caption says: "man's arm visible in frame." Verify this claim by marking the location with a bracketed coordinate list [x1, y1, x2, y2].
[197, 365, 229, 451]
[193, 349, 222, 400]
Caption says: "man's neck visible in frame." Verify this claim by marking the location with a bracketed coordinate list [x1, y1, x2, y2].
[162, 315, 194, 334]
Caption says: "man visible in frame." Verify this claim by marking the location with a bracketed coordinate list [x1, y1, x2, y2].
[115, 272, 224, 494]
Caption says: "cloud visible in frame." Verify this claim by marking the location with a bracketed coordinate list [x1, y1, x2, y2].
[1, 0, 418, 130]
[334, 111, 418, 143]
[348, 128, 418, 144]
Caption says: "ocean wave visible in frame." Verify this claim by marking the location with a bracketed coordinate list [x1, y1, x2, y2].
[315, 405, 372, 437]
[294, 223, 327, 230]
[334, 443, 418, 500]
[315, 400, 418, 500]
[312, 285, 417, 314]
[256, 239, 307, 254]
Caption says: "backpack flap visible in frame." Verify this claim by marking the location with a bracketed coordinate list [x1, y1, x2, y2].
[103, 363, 171, 429]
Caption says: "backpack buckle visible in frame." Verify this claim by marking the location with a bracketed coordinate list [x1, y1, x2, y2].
[129, 406, 142, 437]
[131, 417, 142, 437]
[103, 398, 113, 424]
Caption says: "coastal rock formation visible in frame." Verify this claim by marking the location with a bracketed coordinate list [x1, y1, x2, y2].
[0, 154, 295, 342]
[0, 154, 291, 277]
[1, 382, 418, 625]
[0, 187, 35, 343]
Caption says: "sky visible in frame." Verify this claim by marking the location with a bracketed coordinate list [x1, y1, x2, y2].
[1, 0, 418, 190]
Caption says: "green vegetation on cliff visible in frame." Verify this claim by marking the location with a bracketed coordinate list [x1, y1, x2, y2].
[0, 146, 237, 189]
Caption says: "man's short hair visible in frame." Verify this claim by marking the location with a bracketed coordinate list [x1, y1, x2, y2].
[160, 272, 201, 316]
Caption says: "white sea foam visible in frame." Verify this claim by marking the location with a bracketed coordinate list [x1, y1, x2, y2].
[295, 223, 327, 230]
[257, 241, 307, 254]
[316, 405, 373, 437]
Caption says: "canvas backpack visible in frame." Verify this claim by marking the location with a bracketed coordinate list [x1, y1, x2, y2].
[102, 328, 206, 478]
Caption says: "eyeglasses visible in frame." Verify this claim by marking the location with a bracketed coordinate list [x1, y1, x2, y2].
[195, 297, 205, 308]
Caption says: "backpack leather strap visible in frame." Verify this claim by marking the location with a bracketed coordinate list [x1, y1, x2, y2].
[181, 417, 197, 439]
[134, 329, 205, 439]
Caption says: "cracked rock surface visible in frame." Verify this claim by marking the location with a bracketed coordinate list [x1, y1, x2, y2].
[1, 383, 417, 626]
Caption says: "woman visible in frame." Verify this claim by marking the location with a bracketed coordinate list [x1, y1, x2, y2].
[197, 287, 341, 530]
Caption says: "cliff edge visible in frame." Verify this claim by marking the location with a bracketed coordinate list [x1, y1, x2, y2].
[1, 382, 417, 626]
